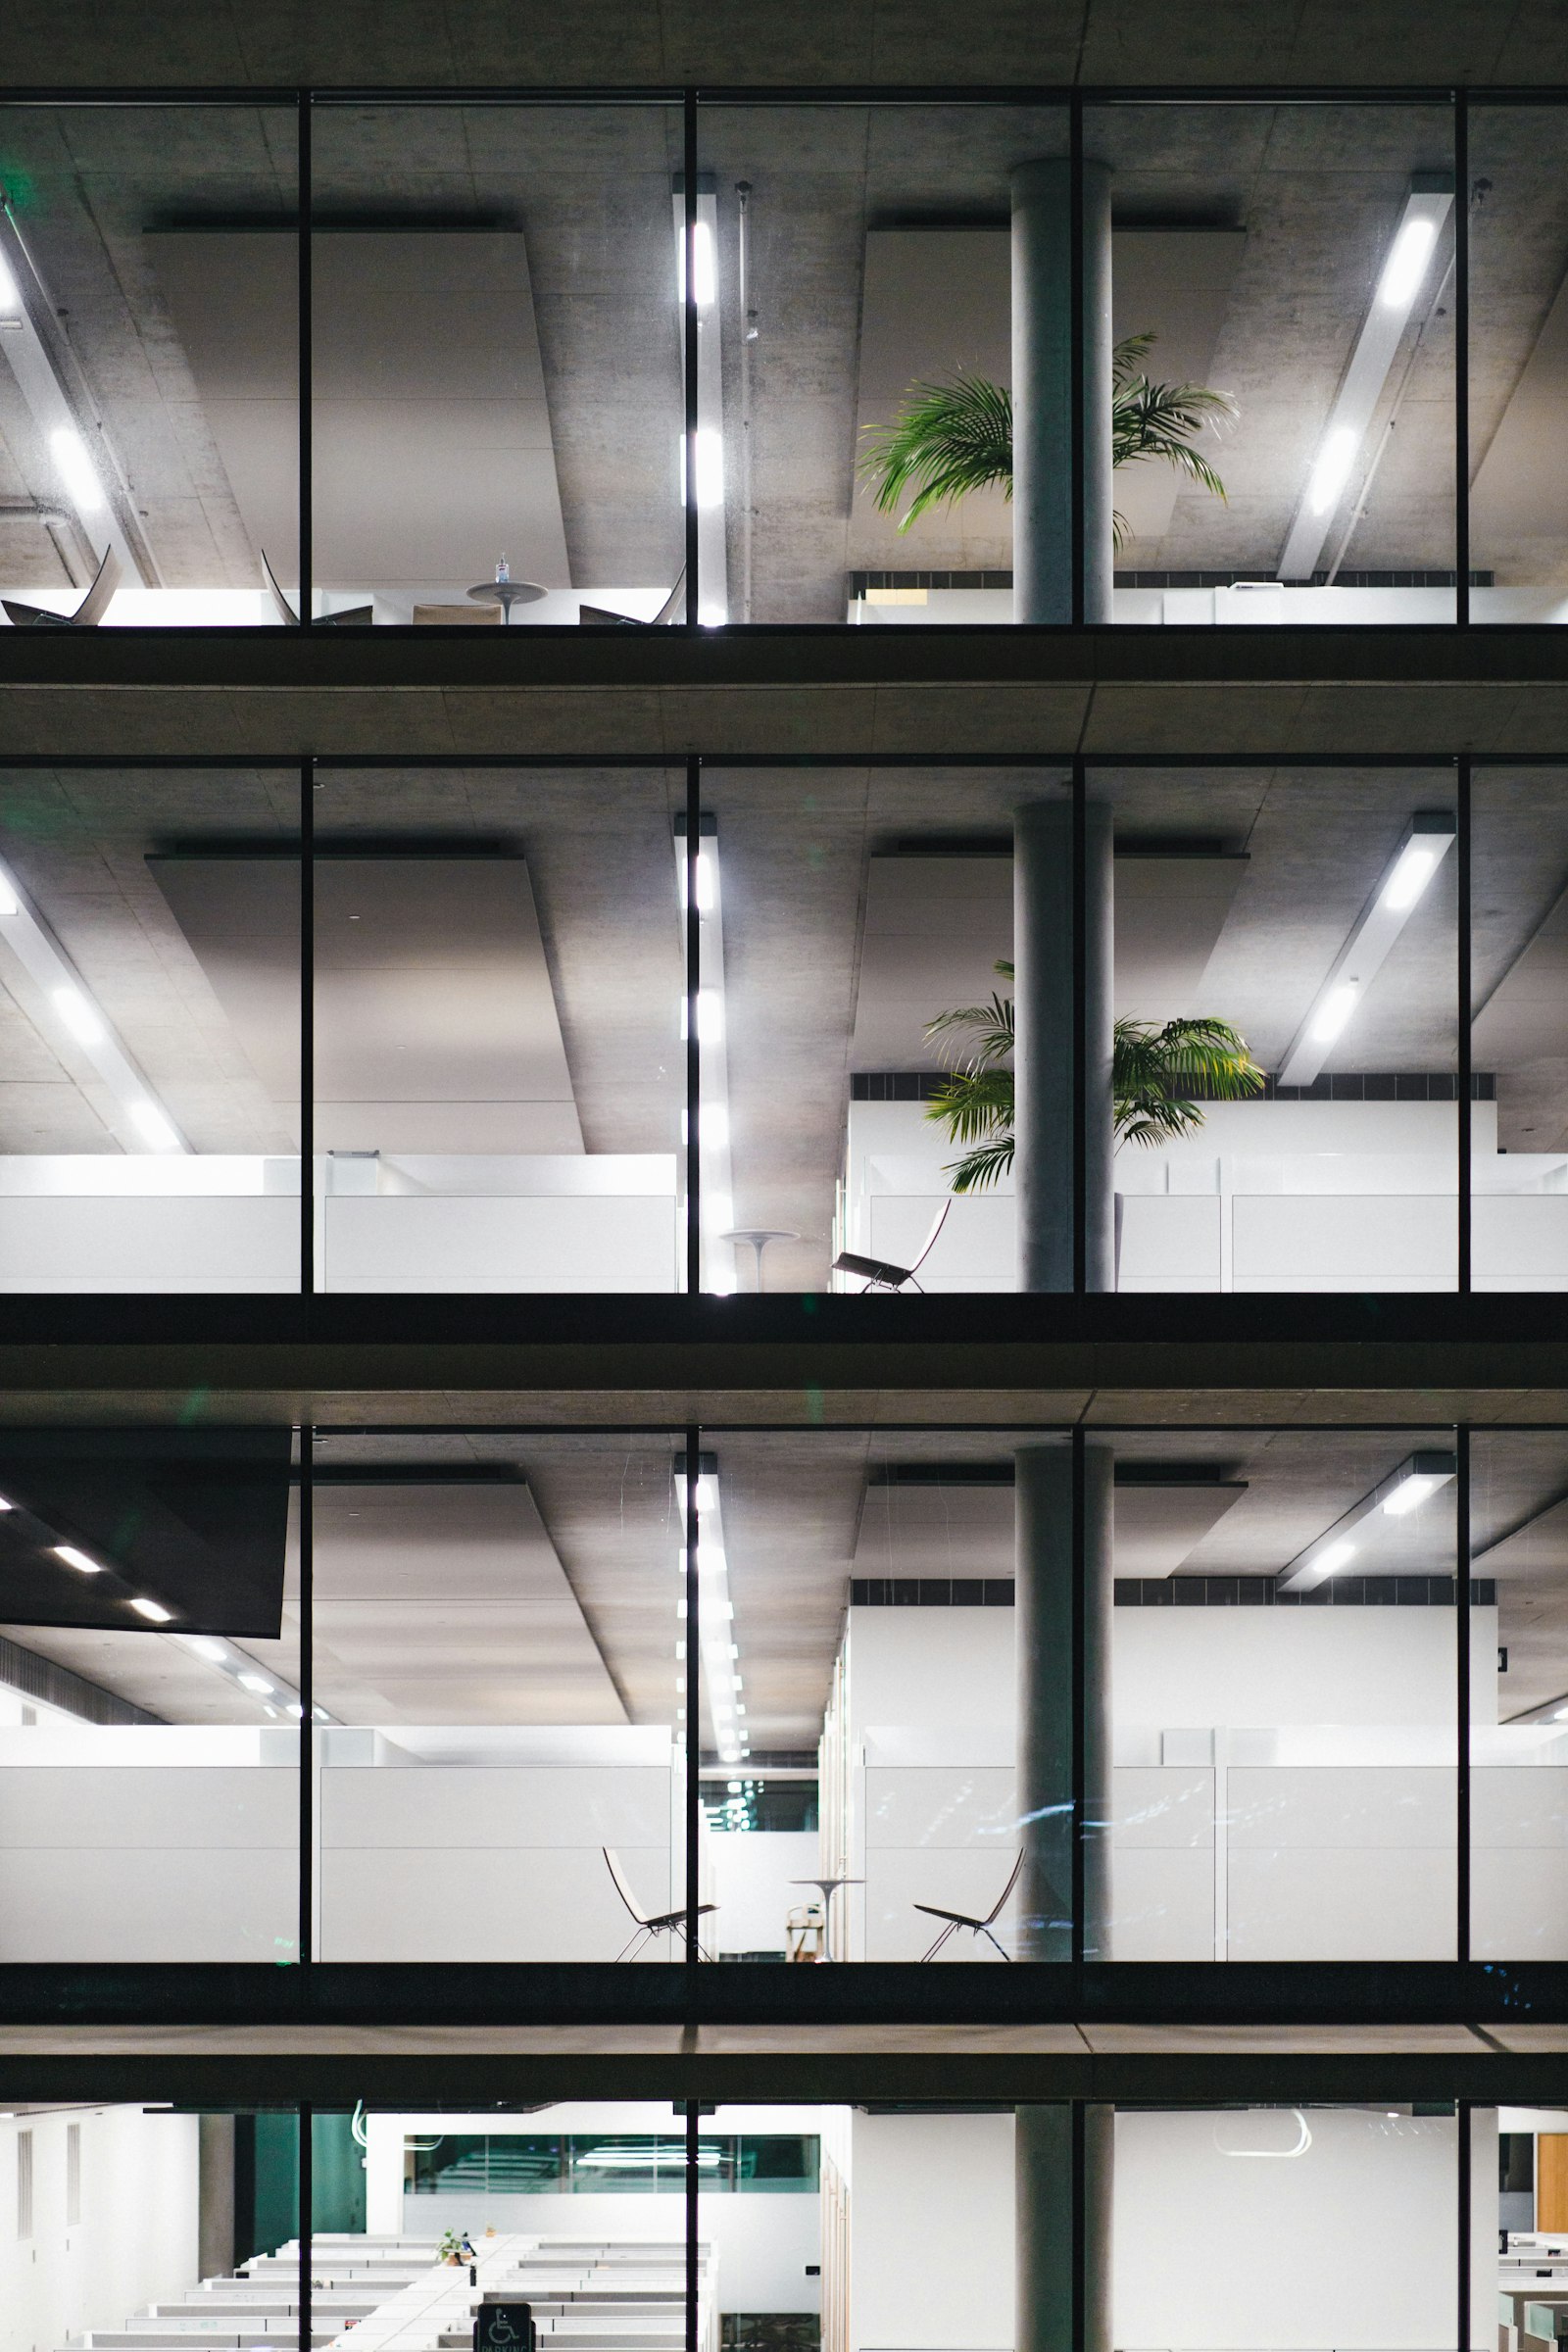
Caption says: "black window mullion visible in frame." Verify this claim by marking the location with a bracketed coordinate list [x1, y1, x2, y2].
[1071, 1425, 1086, 1965]
[301, 757, 315, 1297]
[684, 1421, 702, 1962]
[1456, 1423, 1471, 1964]
[1457, 2095, 1472, 2352]
[1457, 754, 1472, 1293]
[686, 758, 702, 1296]
[1072, 757, 1086, 1297]
[298, 2102, 313, 2352]
[685, 2097, 701, 2352]
[1454, 89, 1470, 627]
[298, 1422, 315, 1969]
[298, 91, 312, 633]
[683, 92, 699, 627]
[1069, 96, 1085, 629]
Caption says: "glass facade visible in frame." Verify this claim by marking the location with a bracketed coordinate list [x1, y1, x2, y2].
[0, 92, 1565, 627]
[0, 753, 1555, 1297]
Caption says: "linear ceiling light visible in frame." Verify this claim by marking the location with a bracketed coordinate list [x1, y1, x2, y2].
[1277, 811, 1455, 1086]
[675, 1450, 748, 1765]
[672, 175, 728, 625]
[0, 855, 189, 1153]
[1277, 1449, 1456, 1593]
[675, 813, 736, 1293]
[1276, 176, 1453, 583]
[0, 201, 152, 586]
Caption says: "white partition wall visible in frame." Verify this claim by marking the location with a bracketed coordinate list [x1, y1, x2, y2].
[0, 2106, 200, 2352]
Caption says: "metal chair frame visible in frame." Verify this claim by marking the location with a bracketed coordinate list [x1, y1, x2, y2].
[913, 1850, 1024, 1962]
[603, 1844, 715, 1961]
[833, 1197, 952, 1293]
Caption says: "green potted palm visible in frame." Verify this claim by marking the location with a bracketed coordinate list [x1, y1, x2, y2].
[860, 333, 1236, 547]
[924, 960, 1265, 1193]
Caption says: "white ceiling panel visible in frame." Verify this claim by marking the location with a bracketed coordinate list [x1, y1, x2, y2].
[853, 1476, 1248, 1580]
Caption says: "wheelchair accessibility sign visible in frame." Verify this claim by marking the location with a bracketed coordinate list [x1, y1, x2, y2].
[475, 2304, 535, 2352]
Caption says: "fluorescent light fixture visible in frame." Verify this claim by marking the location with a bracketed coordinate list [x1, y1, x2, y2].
[129, 1100, 179, 1151]
[49, 426, 105, 514]
[1554, 1707, 1568, 1723]
[182, 1637, 228, 1664]
[128, 1595, 172, 1623]
[0, 878, 17, 918]
[1277, 177, 1453, 580]
[0, 1494, 12, 1512]
[53, 1544, 102, 1576]
[673, 814, 737, 1292]
[1307, 425, 1358, 518]
[51, 985, 103, 1047]
[1278, 1449, 1456, 1592]
[1379, 216, 1438, 309]
[0, 256, 18, 314]
[671, 176, 728, 625]
[1308, 981, 1359, 1046]
[236, 1670, 274, 1695]
[1278, 812, 1455, 1086]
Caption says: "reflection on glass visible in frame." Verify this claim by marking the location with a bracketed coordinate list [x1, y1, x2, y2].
[0, 108, 298, 628]
[312, 1435, 686, 1962]
[0, 1429, 300, 1962]
[0, 767, 302, 1293]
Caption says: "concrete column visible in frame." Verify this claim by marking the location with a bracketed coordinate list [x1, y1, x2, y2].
[1010, 159, 1113, 624]
[199, 2113, 236, 2279]
[1015, 2105, 1113, 2352]
[1015, 1443, 1112, 1961]
[1014, 799, 1114, 1295]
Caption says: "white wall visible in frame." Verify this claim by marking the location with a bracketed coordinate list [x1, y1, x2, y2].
[1114, 1607, 1496, 1738]
[1113, 2107, 1494, 2350]
[849, 2111, 1013, 2352]
[0, 2105, 199, 2352]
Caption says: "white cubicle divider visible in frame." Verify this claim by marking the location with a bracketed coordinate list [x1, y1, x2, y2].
[0, 1722, 681, 1962]
[843, 1095, 1568, 1291]
[849, 1723, 1568, 1961]
[318, 1726, 681, 1961]
[0, 1152, 679, 1292]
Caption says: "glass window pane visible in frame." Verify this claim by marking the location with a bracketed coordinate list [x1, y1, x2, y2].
[1471, 109, 1568, 620]
[309, 105, 683, 627]
[1473, 764, 1568, 1290]
[1090, 762, 1459, 1294]
[0, 106, 298, 627]
[312, 1432, 688, 1963]
[310, 765, 683, 1295]
[0, 1427, 300, 1961]
[697, 104, 1066, 626]
[0, 763, 301, 1294]
[1471, 1430, 1568, 1958]
[1086, 102, 1458, 626]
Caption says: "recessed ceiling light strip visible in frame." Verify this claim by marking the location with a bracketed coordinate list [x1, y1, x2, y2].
[1276, 1449, 1457, 1593]
[0, 854, 189, 1152]
[675, 815, 736, 1294]
[1276, 177, 1454, 584]
[675, 1452, 747, 1766]
[1277, 812, 1455, 1087]
[672, 175, 728, 626]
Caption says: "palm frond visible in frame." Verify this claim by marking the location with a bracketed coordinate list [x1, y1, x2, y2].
[925, 1066, 1014, 1147]
[858, 372, 1013, 532]
[946, 1135, 1016, 1195]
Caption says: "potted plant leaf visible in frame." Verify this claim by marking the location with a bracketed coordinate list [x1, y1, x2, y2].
[923, 959, 1265, 1193]
[859, 333, 1236, 548]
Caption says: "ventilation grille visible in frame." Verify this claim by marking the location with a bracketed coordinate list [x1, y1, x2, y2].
[17, 2130, 32, 2239]
[0, 1633, 159, 1726]
[66, 2122, 80, 2229]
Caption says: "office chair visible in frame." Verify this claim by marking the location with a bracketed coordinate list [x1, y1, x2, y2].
[579, 566, 687, 626]
[3, 543, 122, 629]
[912, 1850, 1023, 1961]
[604, 1845, 715, 1960]
[832, 1197, 952, 1292]
[262, 548, 372, 627]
